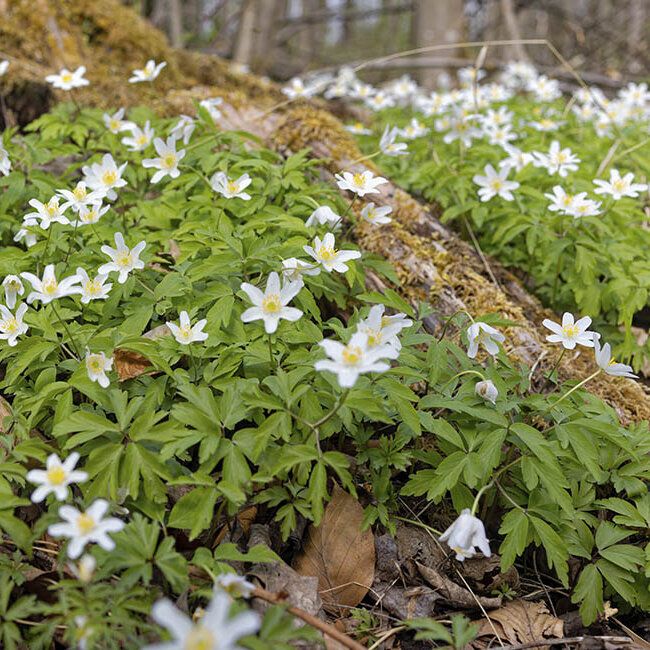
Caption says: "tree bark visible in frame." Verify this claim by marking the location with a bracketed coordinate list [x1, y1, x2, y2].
[169, 0, 183, 47]
[232, 0, 257, 67]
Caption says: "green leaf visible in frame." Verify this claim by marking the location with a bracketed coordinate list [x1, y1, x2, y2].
[168, 487, 218, 540]
[571, 564, 604, 626]
[530, 516, 569, 587]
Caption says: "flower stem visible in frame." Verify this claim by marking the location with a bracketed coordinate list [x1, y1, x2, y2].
[549, 369, 601, 410]
[188, 343, 198, 382]
[62, 219, 79, 270]
[437, 309, 475, 342]
[38, 223, 54, 275]
[312, 388, 350, 456]
[50, 302, 81, 361]
[392, 515, 443, 536]
[342, 150, 381, 170]
[541, 348, 565, 391]
[439, 369, 486, 395]
[267, 332, 276, 370]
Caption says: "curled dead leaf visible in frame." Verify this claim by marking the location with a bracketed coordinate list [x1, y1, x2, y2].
[294, 484, 375, 612]
[113, 324, 171, 381]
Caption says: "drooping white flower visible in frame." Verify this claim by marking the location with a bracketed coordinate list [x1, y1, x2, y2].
[0, 146, 11, 176]
[199, 97, 223, 121]
[82, 154, 128, 201]
[129, 59, 166, 83]
[75, 268, 112, 304]
[467, 321, 505, 358]
[14, 218, 38, 248]
[240, 272, 303, 334]
[315, 331, 398, 388]
[542, 313, 595, 350]
[215, 573, 255, 598]
[74, 616, 91, 650]
[360, 202, 392, 225]
[142, 136, 185, 183]
[593, 334, 638, 379]
[121, 121, 154, 152]
[439, 509, 491, 561]
[45, 66, 89, 90]
[3, 275, 24, 309]
[498, 144, 534, 173]
[166, 311, 208, 345]
[305, 205, 341, 228]
[25, 196, 70, 229]
[70, 554, 96, 584]
[26, 452, 88, 503]
[0, 303, 28, 346]
[0, 61, 8, 76]
[210, 171, 252, 200]
[355, 304, 410, 352]
[280, 258, 320, 284]
[142, 589, 260, 650]
[58, 182, 102, 213]
[475, 379, 498, 404]
[533, 140, 580, 177]
[344, 122, 372, 135]
[98, 232, 146, 284]
[303, 232, 361, 273]
[47, 499, 124, 559]
[21, 265, 81, 304]
[85, 348, 113, 387]
[170, 115, 196, 145]
[593, 169, 648, 200]
[71, 203, 110, 227]
[379, 125, 408, 157]
[473, 164, 519, 202]
[334, 170, 388, 197]
[102, 108, 135, 134]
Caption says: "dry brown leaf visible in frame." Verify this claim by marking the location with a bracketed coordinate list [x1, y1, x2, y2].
[169, 239, 181, 262]
[294, 484, 375, 612]
[417, 561, 501, 610]
[0, 395, 12, 432]
[113, 325, 171, 381]
[477, 600, 564, 648]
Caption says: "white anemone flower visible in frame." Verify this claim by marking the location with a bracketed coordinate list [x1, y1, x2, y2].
[344, 122, 372, 135]
[75, 268, 112, 303]
[199, 97, 223, 121]
[121, 121, 154, 152]
[72, 203, 110, 227]
[529, 117, 563, 132]
[593, 169, 648, 200]
[542, 313, 595, 350]
[282, 77, 314, 100]
[58, 182, 102, 213]
[3, 275, 24, 309]
[545, 186, 577, 214]
[102, 108, 135, 134]
[129, 59, 166, 83]
[82, 154, 128, 201]
[85, 348, 113, 387]
[240, 272, 303, 334]
[26, 452, 88, 503]
[45, 66, 89, 90]
[210, 172, 252, 200]
[334, 170, 388, 196]
[21, 265, 81, 304]
[360, 202, 392, 225]
[485, 124, 517, 147]
[70, 554, 97, 585]
[475, 379, 498, 404]
[170, 115, 196, 145]
[0, 146, 11, 176]
[398, 118, 429, 139]
[166, 311, 208, 345]
[142, 136, 185, 183]
[47, 499, 124, 559]
[355, 304, 409, 352]
[533, 140, 580, 177]
[467, 321, 505, 358]
[305, 205, 341, 228]
[498, 144, 534, 173]
[439, 509, 491, 561]
[25, 196, 69, 229]
[214, 573, 255, 598]
[280, 258, 320, 284]
[98, 232, 146, 284]
[14, 218, 38, 248]
[303, 232, 361, 273]
[593, 334, 638, 378]
[571, 198, 602, 219]
[473, 164, 519, 202]
[0, 303, 29, 346]
[315, 331, 398, 388]
[379, 125, 408, 157]
[142, 589, 260, 650]
[0, 61, 8, 76]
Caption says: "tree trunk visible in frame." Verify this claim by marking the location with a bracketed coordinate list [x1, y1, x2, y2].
[169, 0, 182, 47]
[232, 0, 257, 67]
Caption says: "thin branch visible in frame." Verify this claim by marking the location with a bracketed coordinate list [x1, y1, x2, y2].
[497, 637, 633, 650]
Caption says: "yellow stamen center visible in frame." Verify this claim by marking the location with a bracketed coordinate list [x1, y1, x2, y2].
[184, 626, 215, 650]
[44, 280, 58, 295]
[352, 173, 364, 187]
[46, 465, 66, 485]
[109, 119, 120, 130]
[116, 251, 133, 268]
[46, 199, 59, 216]
[317, 246, 337, 262]
[161, 153, 176, 169]
[61, 72, 73, 83]
[613, 179, 625, 192]
[562, 324, 578, 338]
[81, 209, 97, 223]
[342, 345, 362, 366]
[136, 134, 148, 146]
[365, 328, 382, 347]
[262, 294, 281, 313]
[87, 355, 104, 373]
[85, 280, 101, 295]
[73, 186, 86, 200]
[227, 180, 239, 194]
[102, 170, 117, 186]
[77, 513, 95, 535]
[178, 325, 192, 339]
[1, 317, 18, 332]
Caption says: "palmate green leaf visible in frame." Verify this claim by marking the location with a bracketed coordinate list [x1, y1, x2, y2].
[530, 516, 569, 587]
[168, 486, 218, 540]
[597, 558, 638, 605]
[571, 564, 604, 626]
[420, 395, 508, 427]
[498, 508, 529, 570]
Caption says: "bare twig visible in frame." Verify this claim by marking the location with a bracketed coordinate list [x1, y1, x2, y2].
[497, 637, 633, 650]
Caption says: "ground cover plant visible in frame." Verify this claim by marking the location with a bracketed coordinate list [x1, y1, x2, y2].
[0, 55, 648, 649]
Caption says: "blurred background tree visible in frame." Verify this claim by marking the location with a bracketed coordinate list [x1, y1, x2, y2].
[124, 0, 649, 88]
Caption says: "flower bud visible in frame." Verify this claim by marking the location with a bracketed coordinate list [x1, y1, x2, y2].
[475, 379, 498, 404]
